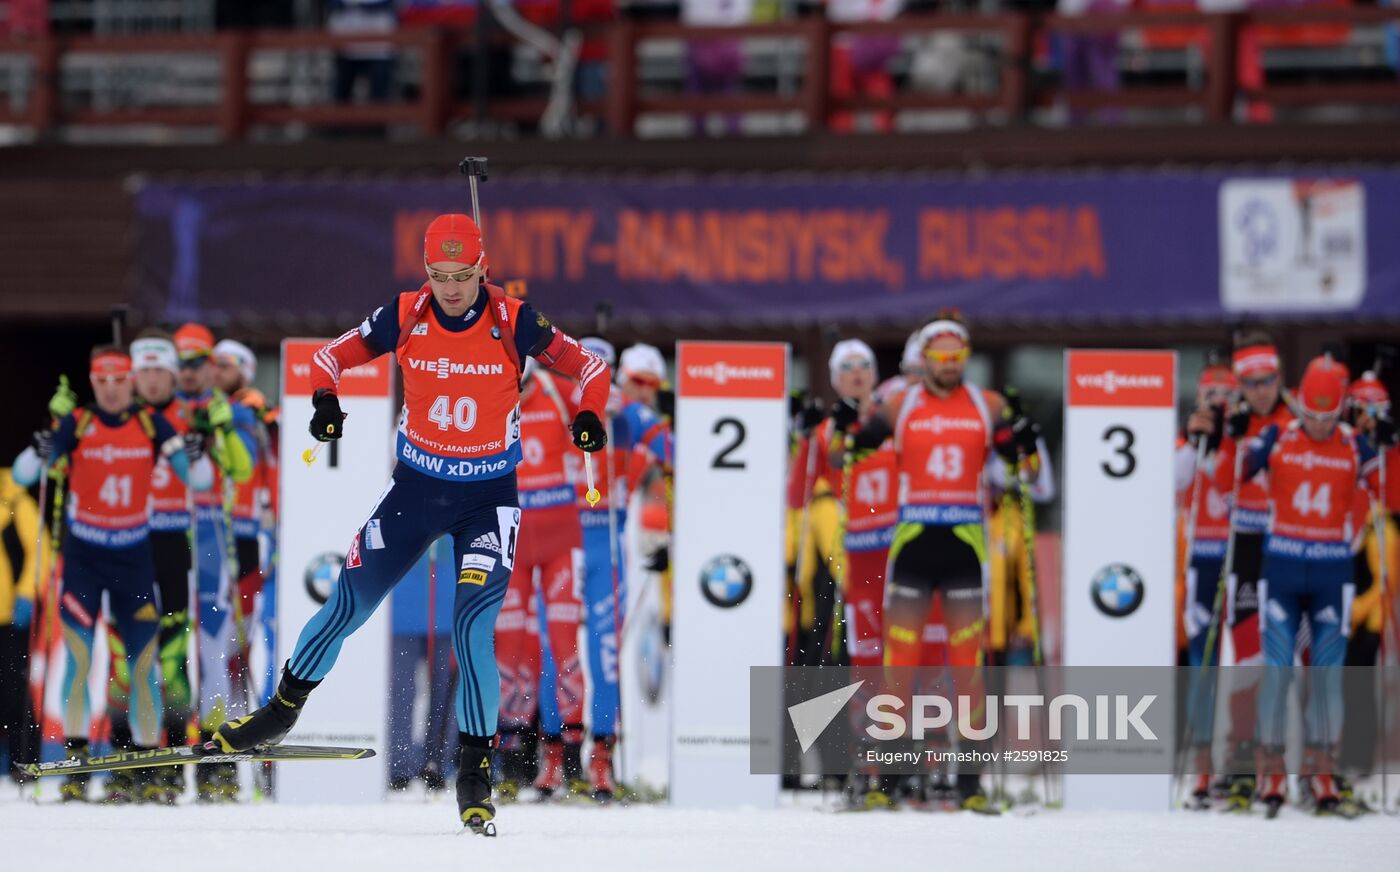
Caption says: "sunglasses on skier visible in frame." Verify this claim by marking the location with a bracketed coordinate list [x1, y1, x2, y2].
[838, 359, 874, 372]
[426, 251, 486, 283]
[924, 346, 971, 364]
[1240, 374, 1279, 390]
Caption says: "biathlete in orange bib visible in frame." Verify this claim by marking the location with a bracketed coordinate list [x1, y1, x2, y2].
[208, 214, 611, 834]
[12, 346, 213, 802]
[849, 314, 1043, 813]
[1219, 355, 1392, 816]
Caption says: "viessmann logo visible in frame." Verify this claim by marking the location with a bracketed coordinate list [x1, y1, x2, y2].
[908, 415, 982, 435]
[1279, 451, 1352, 472]
[80, 445, 152, 463]
[684, 361, 776, 386]
[406, 357, 506, 379]
[1073, 370, 1166, 395]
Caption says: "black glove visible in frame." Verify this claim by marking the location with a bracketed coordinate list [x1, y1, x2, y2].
[788, 390, 808, 420]
[850, 414, 892, 453]
[1226, 404, 1252, 440]
[830, 397, 860, 434]
[644, 545, 670, 574]
[1376, 414, 1399, 448]
[310, 390, 345, 442]
[31, 430, 54, 461]
[1013, 415, 1040, 455]
[794, 398, 825, 436]
[1204, 404, 1225, 454]
[572, 410, 607, 453]
[183, 432, 207, 463]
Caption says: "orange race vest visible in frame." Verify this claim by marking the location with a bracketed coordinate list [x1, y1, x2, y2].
[148, 399, 192, 531]
[844, 443, 898, 552]
[1184, 453, 1234, 559]
[393, 287, 525, 481]
[517, 371, 578, 510]
[893, 382, 993, 527]
[68, 409, 158, 548]
[1265, 421, 1361, 561]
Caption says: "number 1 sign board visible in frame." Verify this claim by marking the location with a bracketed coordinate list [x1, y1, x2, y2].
[1062, 349, 1177, 809]
[670, 341, 789, 809]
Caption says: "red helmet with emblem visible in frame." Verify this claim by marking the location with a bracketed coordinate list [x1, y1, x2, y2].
[1297, 355, 1349, 417]
[424, 214, 483, 268]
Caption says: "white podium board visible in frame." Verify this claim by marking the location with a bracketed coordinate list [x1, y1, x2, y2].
[669, 342, 789, 809]
[276, 339, 395, 803]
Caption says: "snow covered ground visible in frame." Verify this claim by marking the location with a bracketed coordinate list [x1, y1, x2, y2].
[1, 789, 1395, 872]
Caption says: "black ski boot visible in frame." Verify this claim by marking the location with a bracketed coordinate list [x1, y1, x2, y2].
[457, 734, 497, 836]
[209, 667, 320, 752]
[420, 759, 447, 792]
[60, 739, 92, 803]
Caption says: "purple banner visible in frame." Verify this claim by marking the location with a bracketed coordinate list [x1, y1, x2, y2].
[131, 169, 1400, 332]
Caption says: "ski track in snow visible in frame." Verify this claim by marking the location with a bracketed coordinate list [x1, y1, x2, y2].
[1, 794, 1394, 871]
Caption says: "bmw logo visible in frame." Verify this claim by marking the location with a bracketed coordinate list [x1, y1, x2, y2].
[304, 551, 344, 605]
[1090, 563, 1145, 618]
[700, 554, 753, 609]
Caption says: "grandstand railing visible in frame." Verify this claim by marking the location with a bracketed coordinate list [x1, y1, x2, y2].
[0, 8, 1397, 140]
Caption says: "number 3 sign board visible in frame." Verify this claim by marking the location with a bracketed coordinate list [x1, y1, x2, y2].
[1062, 349, 1177, 809]
[670, 341, 789, 809]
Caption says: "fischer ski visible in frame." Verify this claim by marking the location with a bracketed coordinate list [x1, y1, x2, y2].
[19, 744, 374, 778]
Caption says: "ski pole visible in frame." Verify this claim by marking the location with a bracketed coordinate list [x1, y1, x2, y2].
[1011, 452, 1053, 807]
[1168, 438, 1210, 798]
[1175, 436, 1248, 803]
[1374, 443, 1392, 813]
[602, 415, 628, 788]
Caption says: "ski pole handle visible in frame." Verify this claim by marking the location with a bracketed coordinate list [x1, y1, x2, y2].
[584, 451, 600, 508]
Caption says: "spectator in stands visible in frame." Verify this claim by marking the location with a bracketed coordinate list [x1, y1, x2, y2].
[328, 0, 399, 104]
[827, 0, 905, 133]
[0, 467, 40, 784]
[387, 537, 458, 792]
[681, 0, 755, 135]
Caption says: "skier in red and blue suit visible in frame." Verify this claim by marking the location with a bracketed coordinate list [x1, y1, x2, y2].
[210, 213, 611, 835]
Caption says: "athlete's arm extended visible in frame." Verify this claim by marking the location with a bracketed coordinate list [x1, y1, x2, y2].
[1238, 424, 1280, 482]
[149, 408, 212, 491]
[309, 300, 396, 399]
[527, 311, 611, 419]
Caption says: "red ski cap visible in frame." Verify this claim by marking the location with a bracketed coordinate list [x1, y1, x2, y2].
[424, 213, 483, 267]
[1297, 356, 1348, 417]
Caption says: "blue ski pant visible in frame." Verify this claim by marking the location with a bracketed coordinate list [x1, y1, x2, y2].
[288, 466, 519, 739]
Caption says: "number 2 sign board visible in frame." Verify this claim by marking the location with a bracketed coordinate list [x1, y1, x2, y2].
[670, 341, 789, 809]
[1062, 349, 1177, 809]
